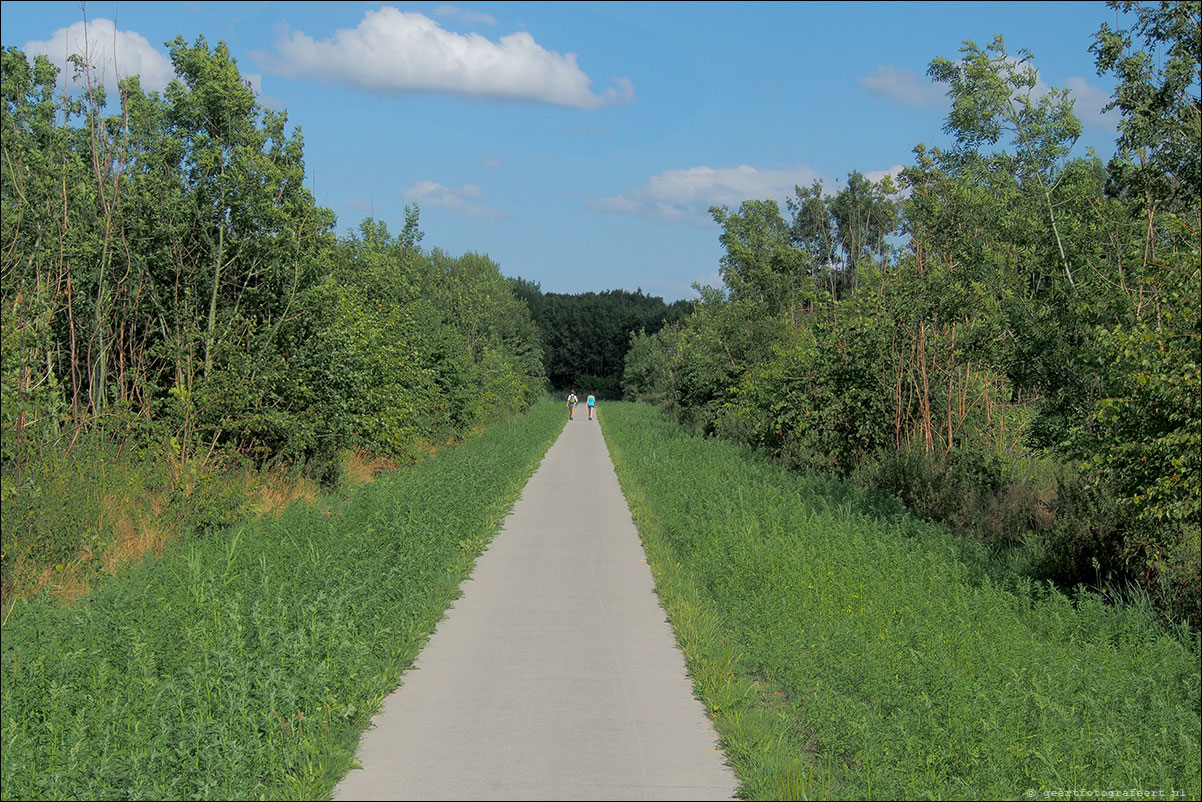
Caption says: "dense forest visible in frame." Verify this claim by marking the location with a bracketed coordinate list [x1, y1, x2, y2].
[512, 281, 690, 399]
[0, 38, 546, 596]
[623, 3, 1200, 624]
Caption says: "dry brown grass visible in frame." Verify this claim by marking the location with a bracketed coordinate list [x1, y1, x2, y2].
[30, 492, 176, 604]
[246, 470, 320, 517]
[342, 448, 399, 487]
[40, 562, 93, 603]
[19, 543, 97, 606]
[7, 483, 178, 608]
[406, 427, 486, 464]
[101, 492, 171, 576]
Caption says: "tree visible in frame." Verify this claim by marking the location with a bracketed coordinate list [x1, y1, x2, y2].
[929, 36, 1084, 287]
[828, 170, 899, 277]
[1092, 0, 1201, 212]
[710, 200, 810, 313]
[520, 286, 685, 398]
[162, 36, 331, 384]
[1079, 1, 1202, 622]
[787, 180, 838, 275]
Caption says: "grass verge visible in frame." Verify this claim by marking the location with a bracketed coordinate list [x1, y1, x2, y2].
[601, 402, 1200, 800]
[1, 399, 564, 800]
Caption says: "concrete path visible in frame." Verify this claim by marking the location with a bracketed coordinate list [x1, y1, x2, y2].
[333, 411, 738, 801]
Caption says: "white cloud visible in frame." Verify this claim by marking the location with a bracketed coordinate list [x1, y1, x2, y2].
[638, 273, 719, 302]
[590, 164, 823, 224]
[860, 66, 947, 109]
[1012, 66, 1118, 134]
[24, 19, 175, 93]
[402, 179, 505, 220]
[1064, 76, 1118, 132]
[433, 5, 498, 26]
[260, 7, 634, 108]
[863, 165, 903, 183]
[238, 72, 284, 109]
[1012, 69, 1119, 134]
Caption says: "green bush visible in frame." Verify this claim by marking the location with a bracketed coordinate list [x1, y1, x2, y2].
[716, 311, 890, 477]
[1070, 268, 1202, 625]
[863, 445, 1062, 548]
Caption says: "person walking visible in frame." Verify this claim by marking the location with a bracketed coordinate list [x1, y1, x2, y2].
[566, 391, 578, 420]
[587, 393, 596, 420]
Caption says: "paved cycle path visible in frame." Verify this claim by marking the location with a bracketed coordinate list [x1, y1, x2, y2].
[333, 411, 737, 801]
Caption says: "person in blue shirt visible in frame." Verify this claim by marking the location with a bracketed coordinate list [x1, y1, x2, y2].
[587, 393, 596, 420]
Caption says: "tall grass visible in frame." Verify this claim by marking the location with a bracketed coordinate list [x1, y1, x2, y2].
[602, 402, 1200, 801]
[1, 400, 564, 800]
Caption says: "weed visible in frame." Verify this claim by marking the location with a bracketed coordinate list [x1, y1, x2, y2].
[602, 402, 1201, 801]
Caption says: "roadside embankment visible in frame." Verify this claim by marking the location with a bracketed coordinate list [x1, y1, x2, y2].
[1, 401, 565, 800]
[602, 401, 1201, 801]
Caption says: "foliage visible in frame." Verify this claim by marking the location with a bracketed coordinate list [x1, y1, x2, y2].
[827, 171, 900, 278]
[787, 181, 839, 277]
[710, 200, 810, 312]
[515, 282, 688, 399]
[2, 41, 546, 589]
[716, 307, 890, 476]
[1068, 243, 1201, 621]
[618, 9, 1200, 625]
[1091, 0, 1201, 210]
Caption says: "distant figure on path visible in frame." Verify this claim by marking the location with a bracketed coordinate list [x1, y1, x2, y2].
[567, 391, 578, 420]
[587, 393, 596, 420]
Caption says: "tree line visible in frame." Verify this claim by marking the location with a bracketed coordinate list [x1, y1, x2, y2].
[623, 2, 1200, 625]
[511, 281, 690, 399]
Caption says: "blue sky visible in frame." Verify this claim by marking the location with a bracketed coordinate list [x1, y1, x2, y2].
[1, 1, 1125, 300]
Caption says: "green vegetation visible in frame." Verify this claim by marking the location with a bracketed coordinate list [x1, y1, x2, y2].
[0, 399, 564, 800]
[2, 3, 1198, 798]
[623, 4, 1201, 625]
[512, 282, 690, 399]
[2, 39, 545, 597]
[602, 401, 1200, 800]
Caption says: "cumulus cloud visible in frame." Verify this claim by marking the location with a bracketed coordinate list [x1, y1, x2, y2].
[590, 164, 823, 224]
[1009, 70, 1119, 133]
[863, 164, 906, 187]
[860, 66, 947, 109]
[402, 179, 505, 220]
[1007, 66, 1118, 134]
[24, 19, 175, 92]
[1064, 76, 1118, 132]
[260, 7, 634, 108]
[433, 5, 498, 26]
